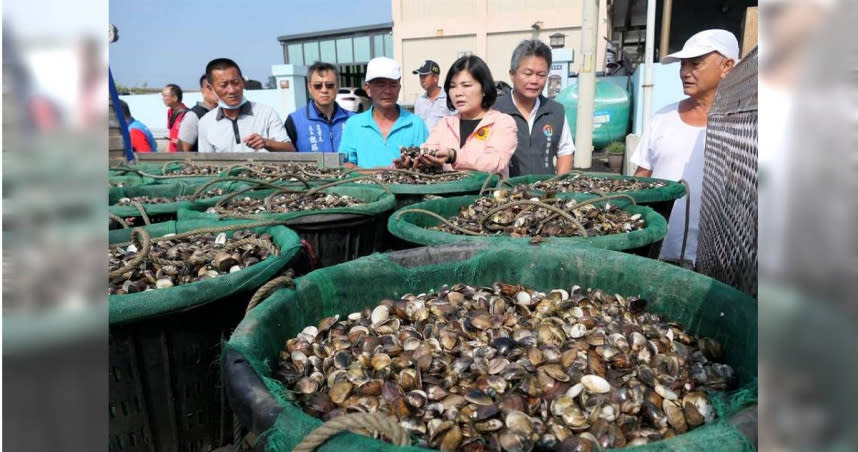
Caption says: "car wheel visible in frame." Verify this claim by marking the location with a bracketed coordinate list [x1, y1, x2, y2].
[357, 104, 364, 113]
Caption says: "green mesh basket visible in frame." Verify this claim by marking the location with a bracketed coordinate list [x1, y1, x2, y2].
[387, 194, 667, 254]
[109, 219, 303, 324]
[179, 185, 395, 222]
[178, 185, 396, 268]
[109, 179, 252, 229]
[341, 170, 499, 209]
[223, 243, 757, 452]
[505, 173, 686, 203]
[109, 219, 303, 452]
[506, 173, 686, 220]
[108, 173, 157, 187]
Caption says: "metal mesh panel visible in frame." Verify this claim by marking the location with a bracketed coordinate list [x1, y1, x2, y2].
[697, 47, 758, 297]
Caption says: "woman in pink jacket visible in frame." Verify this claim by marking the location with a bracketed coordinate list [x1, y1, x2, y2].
[399, 55, 518, 177]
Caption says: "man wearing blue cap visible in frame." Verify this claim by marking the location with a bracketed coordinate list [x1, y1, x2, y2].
[412, 59, 455, 130]
[631, 29, 739, 267]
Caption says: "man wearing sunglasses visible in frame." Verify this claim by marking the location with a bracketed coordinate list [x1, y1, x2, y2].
[285, 62, 353, 152]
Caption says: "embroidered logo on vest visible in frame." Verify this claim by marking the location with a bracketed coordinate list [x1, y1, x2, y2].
[542, 124, 554, 137]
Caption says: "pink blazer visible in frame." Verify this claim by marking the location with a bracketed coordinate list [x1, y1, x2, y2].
[422, 109, 518, 177]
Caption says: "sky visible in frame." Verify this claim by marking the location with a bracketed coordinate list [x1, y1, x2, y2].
[108, 0, 392, 90]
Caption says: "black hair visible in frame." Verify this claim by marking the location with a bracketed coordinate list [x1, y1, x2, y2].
[307, 61, 340, 80]
[118, 99, 131, 119]
[199, 74, 207, 87]
[165, 83, 183, 102]
[443, 55, 497, 111]
[205, 58, 243, 84]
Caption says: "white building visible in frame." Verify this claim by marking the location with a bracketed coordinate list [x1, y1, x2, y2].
[391, 0, 611, 106]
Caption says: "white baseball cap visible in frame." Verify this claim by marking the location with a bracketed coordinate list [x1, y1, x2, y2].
[661, 29, 739, 64]
[365, 57, 402, 82]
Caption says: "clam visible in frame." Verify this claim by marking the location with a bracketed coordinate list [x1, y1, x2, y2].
[155, 278, 174, 289]
[487, 357, 510, 375]
[329, 381, 353, 404]
[654, 383, 679, 400]
[485, 376, 508, 397]
[541, 363, 570, 382]
[537, 322, 565, 347]
[371, 305, 389, 324]
[295, 376, 318, 394]
[505, 410, 534, 435]
[465, 389, 494, 406]
[663, 399, 688, 433]
[566, 323, 588, 339]
[370, 353, 391, 371]
[515, 291, 532, 306]
[400, 416, 427, 435]
[474, 419, 503, 432]
[498, 429, 532, 452]
[278, 281, 739, 449]
[683, 391, 714, 425]
[581, 375, 611, 394]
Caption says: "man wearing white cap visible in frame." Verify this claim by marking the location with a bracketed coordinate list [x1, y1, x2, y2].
[631, 29, 739, 267]
[339, 57, 429, 168]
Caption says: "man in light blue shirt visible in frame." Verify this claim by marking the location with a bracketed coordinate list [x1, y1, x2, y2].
[338, 57, 428, 168]
[412, 60, 456, 131]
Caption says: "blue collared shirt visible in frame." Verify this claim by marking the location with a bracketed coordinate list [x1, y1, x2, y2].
[338, 106, 429, 168]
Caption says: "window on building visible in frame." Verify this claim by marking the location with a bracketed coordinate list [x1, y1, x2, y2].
[320, 40, 336, 63]
[353, 36, 370, 63]
[383, 33, 393, 57]
[288, 43, 304, 65]
[336, 38, 353, 64]
[304, 42, 320, 65]
[372, 35, 384, 58]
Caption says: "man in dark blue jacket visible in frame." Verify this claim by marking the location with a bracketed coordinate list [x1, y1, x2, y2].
[285, 62, 353, 152]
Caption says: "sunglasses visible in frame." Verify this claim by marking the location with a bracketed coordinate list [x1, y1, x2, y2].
[312, 82, 336, 90]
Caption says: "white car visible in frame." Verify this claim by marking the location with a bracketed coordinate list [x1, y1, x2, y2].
[336, 87, 372, 112]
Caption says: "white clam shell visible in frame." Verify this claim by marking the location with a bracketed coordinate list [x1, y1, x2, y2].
[581, 374, 611, 394]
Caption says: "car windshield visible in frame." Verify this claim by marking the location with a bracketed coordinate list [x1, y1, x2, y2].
[338, 89, 351, 94]
[355, 88, 368, 97]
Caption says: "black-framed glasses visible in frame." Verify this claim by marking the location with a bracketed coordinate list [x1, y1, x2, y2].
[312, 82, 336, 90]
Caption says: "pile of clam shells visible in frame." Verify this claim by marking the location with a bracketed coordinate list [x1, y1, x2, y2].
[528, 176, 668, 194]
[433, 188, 645, 238]
[162, 164, 223, 176]
[278, 283, 733, 450]
[348, 147, 468, 185]
[208, 191, 365, 215]
[400, 146, 439, 161]
[230, 163, 350, 181]
[108, 230, 275, 295]
[357, 170, 469, 185]
[113, 188, 230, 206]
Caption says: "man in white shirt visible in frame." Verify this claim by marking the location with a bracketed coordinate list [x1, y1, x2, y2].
[412, 60, 455, 131]
[197, 58, 294, 153]
[631, 29, 739, 266]
[178, 74, 219, 151]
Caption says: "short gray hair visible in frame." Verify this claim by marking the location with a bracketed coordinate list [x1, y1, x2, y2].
[510, 39, 553, 73]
